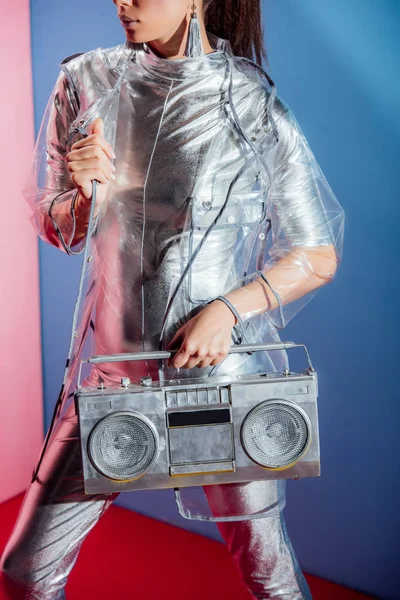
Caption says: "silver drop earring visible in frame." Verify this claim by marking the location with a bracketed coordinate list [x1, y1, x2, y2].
[184, 2, 205, 57]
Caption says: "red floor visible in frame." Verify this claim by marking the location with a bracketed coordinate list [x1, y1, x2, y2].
[0, 492, 375, 600]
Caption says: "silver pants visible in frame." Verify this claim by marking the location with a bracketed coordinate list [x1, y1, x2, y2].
[0, 405, 312, 600]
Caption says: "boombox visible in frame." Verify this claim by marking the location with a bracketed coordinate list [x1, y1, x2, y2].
[74, 342, 320, 495]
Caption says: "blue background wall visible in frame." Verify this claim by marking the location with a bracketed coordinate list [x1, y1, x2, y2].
[30, 1, 399, 598]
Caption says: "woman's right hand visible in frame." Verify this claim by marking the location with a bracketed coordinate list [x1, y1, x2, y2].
[66, 117, 115, 217]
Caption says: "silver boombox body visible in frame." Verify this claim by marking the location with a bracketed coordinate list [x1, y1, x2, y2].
[74, 342, 320, 495]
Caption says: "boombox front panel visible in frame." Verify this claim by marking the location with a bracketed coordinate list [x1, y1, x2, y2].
[229, 379, 320, 468]
[169, 422, 234, 464]
[75, 371, 320, 495]
[78, 390, 169, 489]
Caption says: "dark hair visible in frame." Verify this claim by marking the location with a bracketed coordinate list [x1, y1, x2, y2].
[203, 0, 268, 67]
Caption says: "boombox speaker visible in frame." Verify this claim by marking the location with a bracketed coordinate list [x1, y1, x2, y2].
[74, 342, 320, 495]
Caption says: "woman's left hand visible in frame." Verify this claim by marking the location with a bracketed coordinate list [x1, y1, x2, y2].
[166, 300, 237, 369]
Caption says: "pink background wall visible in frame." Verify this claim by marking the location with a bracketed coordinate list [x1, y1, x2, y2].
[0, 1, 44, 502]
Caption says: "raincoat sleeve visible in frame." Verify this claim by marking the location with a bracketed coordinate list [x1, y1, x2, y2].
[229, 97, 345, 330]
[21, 67, 87, 254]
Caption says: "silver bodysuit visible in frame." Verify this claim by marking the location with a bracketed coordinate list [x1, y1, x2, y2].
[0, 32, 344, 599]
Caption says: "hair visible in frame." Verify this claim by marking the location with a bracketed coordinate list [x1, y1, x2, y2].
[203, 0, 268, 67]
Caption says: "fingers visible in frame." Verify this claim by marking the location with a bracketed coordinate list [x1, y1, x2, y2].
[166, 302, 233, 370]
[67, 147, 115, 181]
[188, 350, 227, 369]
[90, 116, 104, 137]
[66, 117, 115, 202]
[71, 167, 111, 187]
[208, 354, 228, 367]
[171, 342, 229, 370]
[70, 117, 114, 161]
[70, 133, 115, 162]
[166, 328, 183, 351]
[168, 338, 195, 369]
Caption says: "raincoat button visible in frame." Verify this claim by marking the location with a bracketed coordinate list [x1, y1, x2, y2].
[202, 200, 211, 209]
[259, 232, 265, 240]
[227, 215, 235, 224]
[87, 255, 93, 262]
[73, 331, 79, 338]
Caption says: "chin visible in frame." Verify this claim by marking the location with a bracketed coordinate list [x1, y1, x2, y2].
[125, 31, 147, 44]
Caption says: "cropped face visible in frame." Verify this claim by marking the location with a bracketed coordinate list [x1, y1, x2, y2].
[113, 0, 197, 45]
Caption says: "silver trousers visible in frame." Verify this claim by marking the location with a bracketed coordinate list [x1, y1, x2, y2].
[0, 404, 312, 600]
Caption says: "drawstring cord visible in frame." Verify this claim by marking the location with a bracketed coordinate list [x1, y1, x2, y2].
[31, 50, 135, 483]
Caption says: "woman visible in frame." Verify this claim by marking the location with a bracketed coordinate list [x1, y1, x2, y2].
[0, 0, 344, 598]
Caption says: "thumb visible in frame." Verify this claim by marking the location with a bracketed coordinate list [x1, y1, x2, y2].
[88, 116, 104, 137]
[166, 332, 181, 351]
[166, 326, 185, 351]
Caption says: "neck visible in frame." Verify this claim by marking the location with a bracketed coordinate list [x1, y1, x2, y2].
[146, 13, 214, 60]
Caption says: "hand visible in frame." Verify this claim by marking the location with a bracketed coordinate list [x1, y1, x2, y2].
[66, 117, 115, 217]
[166, 300, 237, 369]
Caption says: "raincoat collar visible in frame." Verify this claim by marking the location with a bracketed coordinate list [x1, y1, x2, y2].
[124, 31, 233, 81]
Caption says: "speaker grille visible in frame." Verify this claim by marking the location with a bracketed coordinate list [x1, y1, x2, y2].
[88, 412, 158, 480]
[241, 400, 310, 468]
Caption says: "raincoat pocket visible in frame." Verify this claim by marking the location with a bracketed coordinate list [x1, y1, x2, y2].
[187, 190, 268, 303]
[191, 189, 267, 231]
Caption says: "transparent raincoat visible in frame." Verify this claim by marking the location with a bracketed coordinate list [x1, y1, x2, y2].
[22, 32, 344, 522]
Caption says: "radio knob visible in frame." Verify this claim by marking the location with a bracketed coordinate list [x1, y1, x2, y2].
[141, 376, 152, 387]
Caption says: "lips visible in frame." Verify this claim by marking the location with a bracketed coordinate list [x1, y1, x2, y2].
[120, 16, 139, 23]
[120, 17, 140, 29]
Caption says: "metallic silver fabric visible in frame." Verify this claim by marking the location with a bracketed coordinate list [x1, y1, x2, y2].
[0, 402, 311, 599]
[21, 35, 344, 520]
[0, 404, 118, 600]
[1, 30, 345, 597]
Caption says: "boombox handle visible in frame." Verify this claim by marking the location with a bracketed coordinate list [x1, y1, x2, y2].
[77, 341, 314, 388]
